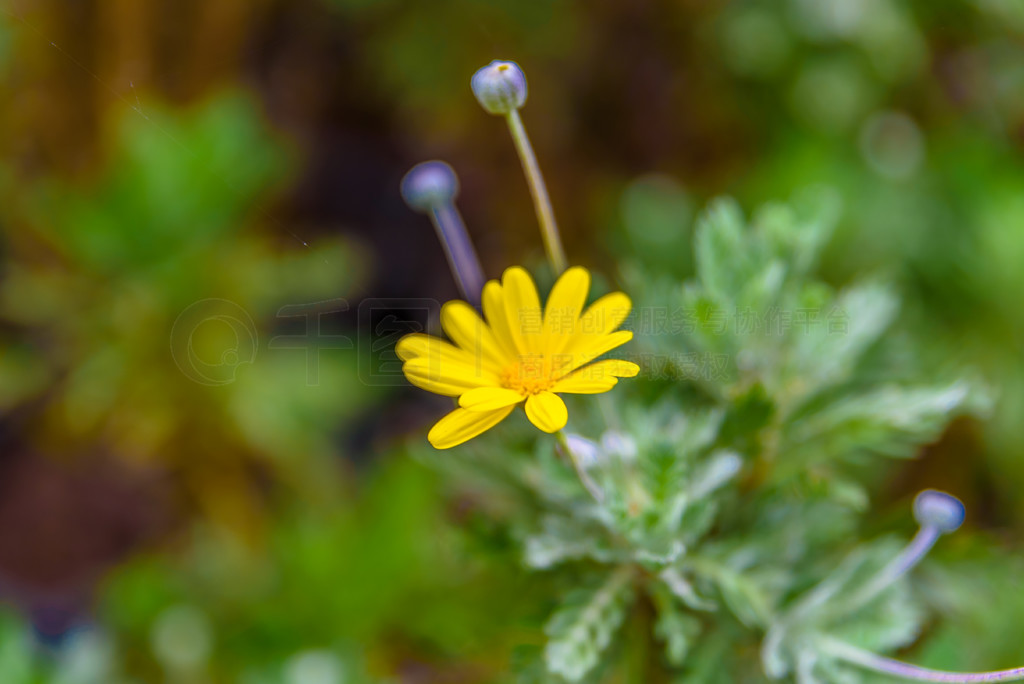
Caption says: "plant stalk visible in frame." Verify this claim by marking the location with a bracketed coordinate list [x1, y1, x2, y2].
[505, 109, 568, 275]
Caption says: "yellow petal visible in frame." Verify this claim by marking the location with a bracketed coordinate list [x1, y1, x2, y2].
[551, 375, 618, 394]
[543, 266, 590, 354]
[402, 368, 469, 396]
[482, 280, 519, 359]
[554, 330, 634, 378]
[428, 406, 515, 449]
[578, 292, 632, 337]
[502, 266, 543, 354]
[396, 333, 476, 364]
[587, 358, 640, 377]
[525, 391, 568, 433]
[551, 359, 639, 394]
[403, 357, 497, 397]
[459, 386, 525, 411]
[440, 301, 507, 368]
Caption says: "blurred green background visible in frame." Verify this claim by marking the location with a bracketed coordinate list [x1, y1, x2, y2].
[0, 0, 1023, 681]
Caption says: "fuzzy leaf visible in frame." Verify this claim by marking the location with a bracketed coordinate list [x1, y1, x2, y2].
[659, 568, 718, 612]
[524, 515, 617, 570]
[789, 280, 899, 397]
[716, 569, 772, 629]
[765, 540, 928, 679]
[544, 568, 636, 682]
[687, 450, 743, 500]
[650, 582, 703, 667]
[832, 590, 925, 654]
[784, 381, 980, 466]
[695, 197, 757, 301]
[757, 186, 841, 276]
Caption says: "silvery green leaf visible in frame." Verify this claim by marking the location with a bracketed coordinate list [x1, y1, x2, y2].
[650, 582, 703, 667]
[679, 285, 737, 361]
[524, 531, 591, 571]
[789, 280, 899, 397]
[794, 647, 823, 684]
[659, 568, 718, 612]
[766, 539, 926, 682]
[523, 515, 616, 570]
[832, 589, 924, 654]
[783, 381, 977, 464]
[633, 540, 686, 567]
[695, 197, 756, 300]
[735, 260, 787, 319]
[544, 568, 636, 682]
[691, 559, 772, 629]
[687, 450, 743, 501]
[717, 569, 772, 629]
[624, 402, 722, 461]
[639, 444, 688, 510]
[678, 499, 721, 546]
[671, 408, 726, 455]
[761, 623, 790, 678]
[823, 477, 870, 512]
[757, 185, 841, 276]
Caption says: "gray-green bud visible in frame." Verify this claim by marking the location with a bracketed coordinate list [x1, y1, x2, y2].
[400, 161, 459, 213]
[913, 489, 965, 533]
[471, 60, 528, 115]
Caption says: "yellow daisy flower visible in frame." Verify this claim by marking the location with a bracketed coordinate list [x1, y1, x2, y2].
[397, 266, 639, 449]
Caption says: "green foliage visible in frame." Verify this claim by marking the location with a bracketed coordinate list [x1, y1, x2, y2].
[650, 581, 701, 667]
[434, 193, 988, 681]
[543, 568, 635, 682]
[762, 540, 926, 680]
[96, 456, 530, 682]
[0, 93, 372, 533]
[6, 0, 1024, 681]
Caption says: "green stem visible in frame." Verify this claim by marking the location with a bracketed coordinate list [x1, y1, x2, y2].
[505, 109, 568, 275]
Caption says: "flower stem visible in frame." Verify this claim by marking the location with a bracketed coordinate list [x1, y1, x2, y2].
[505, 109, 568, 275]
[843, 525, 940, 612]
[555, 430, 603, 503]
[429, 202, 486, 306]
[818, 636, 1024, 682]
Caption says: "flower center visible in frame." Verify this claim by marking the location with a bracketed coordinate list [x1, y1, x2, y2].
[500, 354, 559, 396]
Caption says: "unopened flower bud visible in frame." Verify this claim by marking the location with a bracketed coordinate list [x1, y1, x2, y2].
[565, 434, 602, 469]
[471, 60, 528, 115]
[913, 489, 965, 533]
[601, 430, 637, 463]
[400, 161, 459, 213]
[399, 160, 484, 305]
